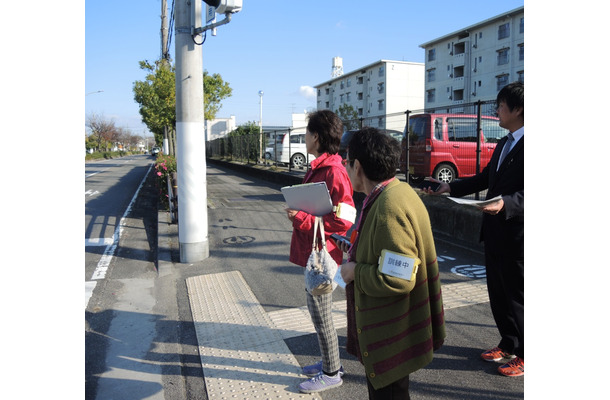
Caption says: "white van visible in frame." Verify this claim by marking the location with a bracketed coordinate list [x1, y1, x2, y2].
[272, 132, 316, 168]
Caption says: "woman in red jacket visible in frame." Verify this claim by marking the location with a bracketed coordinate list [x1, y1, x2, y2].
[285, 110, 355, 394]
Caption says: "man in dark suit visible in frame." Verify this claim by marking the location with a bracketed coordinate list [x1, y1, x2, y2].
[424, 81, 524, 377]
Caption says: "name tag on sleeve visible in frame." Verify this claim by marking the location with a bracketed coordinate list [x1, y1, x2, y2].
[378, 250, 420, 281]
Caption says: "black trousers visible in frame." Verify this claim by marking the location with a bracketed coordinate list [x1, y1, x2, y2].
[367, 375, 410, 400]
[484, 241, 524, 359]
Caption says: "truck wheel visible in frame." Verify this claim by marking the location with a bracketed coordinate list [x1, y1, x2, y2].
[291, 153, 306, 168]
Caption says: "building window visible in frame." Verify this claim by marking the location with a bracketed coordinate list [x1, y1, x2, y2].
[497, 48, 509, 65]
[378, 118, 384, 128]
[517, 71, 524, 83]
[357, 76, 364, 84]
[325, 101, 329, 108]
[347, 78, 351, 88]
[454, 42, 465, 55]
[427, 89, 436, 103]
[498, 23, 510, 40]
[346, 92, 351, 102]
[358, 108, 363, 116]
[520, 17, 524, 34]
[453, 89, 464, 101]
[496, 74, 509, 91]
[377, 82, 384, 93]
[427, 68, 436, 82]
[378, 99, 384, 111]
[378, 66, 384, 77]
[357, 92, 363, 100]
[325, 88, 330, 95]
[428, 48, 436, 61]
[518, 44, 524, 61]
[317, 89, 321, 96]
[340, 80, 344, 89]
[340, 94, 344, 103]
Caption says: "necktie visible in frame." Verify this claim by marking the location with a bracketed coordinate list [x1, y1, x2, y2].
[497, 132, 514, 169]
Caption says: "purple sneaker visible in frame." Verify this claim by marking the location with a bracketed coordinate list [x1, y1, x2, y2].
[298, 372, 343, 393]
[302, 360, 345, 377]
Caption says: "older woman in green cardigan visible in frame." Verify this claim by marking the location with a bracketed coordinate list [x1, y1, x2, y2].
[338, 127, 446, 399]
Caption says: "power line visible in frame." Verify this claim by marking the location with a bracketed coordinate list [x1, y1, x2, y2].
[167, 0, 175, 56]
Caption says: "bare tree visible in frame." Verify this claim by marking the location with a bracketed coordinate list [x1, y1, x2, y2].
[87, 113, 117, 151]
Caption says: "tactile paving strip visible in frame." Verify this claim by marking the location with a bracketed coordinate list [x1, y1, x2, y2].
[187, 271, 488, 399]
[186, 271, 322, 399]
[268, 301, 347, 341]
[441, 278, 489, 309]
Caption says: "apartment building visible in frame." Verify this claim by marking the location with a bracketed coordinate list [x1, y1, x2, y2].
[315, 58, 424, 132]
[420, 6, 524, 110]
[205, 115, 236, 141]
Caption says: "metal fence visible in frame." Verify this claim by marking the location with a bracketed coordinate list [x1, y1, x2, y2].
[206, 99, 507, 179]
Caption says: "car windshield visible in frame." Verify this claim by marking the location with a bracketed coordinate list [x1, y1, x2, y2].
[407, 117, 429, 144]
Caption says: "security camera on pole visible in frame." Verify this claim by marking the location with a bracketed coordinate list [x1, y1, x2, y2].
[174, 0, 241, 263]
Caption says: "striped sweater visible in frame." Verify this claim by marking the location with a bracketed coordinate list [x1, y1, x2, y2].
[347, 179, 446, 390]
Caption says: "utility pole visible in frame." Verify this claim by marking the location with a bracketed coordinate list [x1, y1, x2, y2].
[161, 0, 171, 155]
[161, 0, 169, 61]
[174, 0, 209, 262]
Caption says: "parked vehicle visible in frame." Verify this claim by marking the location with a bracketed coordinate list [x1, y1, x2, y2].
[151, 146, 161, 155]
[264, 146, 274, 160]
[400, 113, 508, 183]
[275, 132, 316, 168]
[339, 129, 403, 159]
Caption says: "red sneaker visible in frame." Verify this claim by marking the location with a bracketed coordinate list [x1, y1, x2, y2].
[480, 347, 516, 362]
[498, 357, 524, 377]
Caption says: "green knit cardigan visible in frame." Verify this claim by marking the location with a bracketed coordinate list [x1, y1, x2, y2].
[352, 179, 446, 390]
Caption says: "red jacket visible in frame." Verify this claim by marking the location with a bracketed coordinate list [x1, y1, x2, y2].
[289, 153, 354, 267]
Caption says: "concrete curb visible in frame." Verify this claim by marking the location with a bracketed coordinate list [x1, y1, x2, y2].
[157, 210, 176, 276]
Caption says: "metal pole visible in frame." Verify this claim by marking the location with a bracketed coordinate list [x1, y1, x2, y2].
[404, 110, 411, 183]
[475, 100, 482, 200]
[287, 128, 292, 172]
[259, 90, 263, 163]
[174, 0, 209, 262]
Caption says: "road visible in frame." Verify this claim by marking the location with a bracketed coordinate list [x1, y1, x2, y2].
[85, 155, 165, 399]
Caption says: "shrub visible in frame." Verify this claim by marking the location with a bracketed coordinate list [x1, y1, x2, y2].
[154, 154, 177, 209]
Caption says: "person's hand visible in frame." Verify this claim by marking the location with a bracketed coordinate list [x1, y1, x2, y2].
[340, 261, 356, 284]
[332, 237, 351, 253]
[421, 178, 451, 195]
[478, 198, 504, 215]
[285, 208, 298, 222]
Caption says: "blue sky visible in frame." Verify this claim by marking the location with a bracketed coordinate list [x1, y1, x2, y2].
[85, 0, 525, 137]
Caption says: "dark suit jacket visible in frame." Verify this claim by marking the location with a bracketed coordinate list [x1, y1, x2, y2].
[449, 134, 524, 256]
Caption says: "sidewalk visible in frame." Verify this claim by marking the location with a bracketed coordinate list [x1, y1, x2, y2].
[157, 161, 524, 400]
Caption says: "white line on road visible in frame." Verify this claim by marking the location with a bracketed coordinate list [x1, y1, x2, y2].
[85, 281, 97, 308]
[85, 238, 114, 247]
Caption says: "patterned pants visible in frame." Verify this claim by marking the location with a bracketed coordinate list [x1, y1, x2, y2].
[306, 290, 342, 374]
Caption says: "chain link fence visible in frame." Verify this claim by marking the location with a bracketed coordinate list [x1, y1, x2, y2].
[206, 99, 507, 181]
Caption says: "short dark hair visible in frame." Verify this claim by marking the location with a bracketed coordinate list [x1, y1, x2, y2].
[347, 127, 400, 182]
[497, 81, 524, 114]
[306, 110, 343, 154]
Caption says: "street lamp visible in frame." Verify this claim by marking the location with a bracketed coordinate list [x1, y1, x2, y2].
[258, 90, 263, 162]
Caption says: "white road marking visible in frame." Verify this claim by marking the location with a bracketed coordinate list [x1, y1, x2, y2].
[85, 281, 97, 308]
[85, 238, 114, 246]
